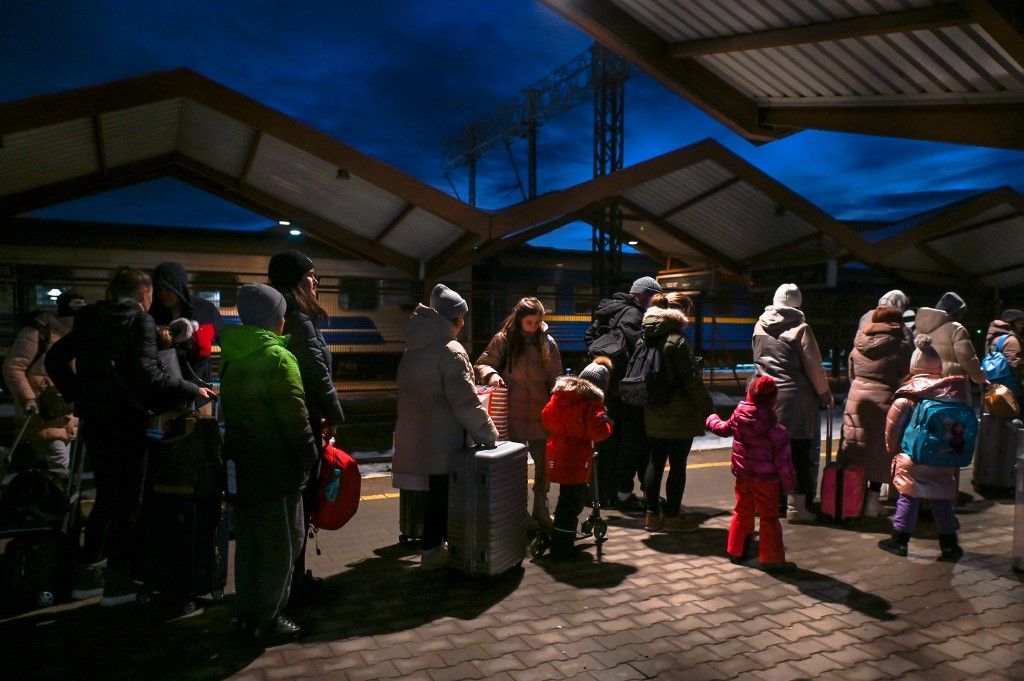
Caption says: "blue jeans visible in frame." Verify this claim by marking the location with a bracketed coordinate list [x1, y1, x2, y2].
[643, 437, 693, 515]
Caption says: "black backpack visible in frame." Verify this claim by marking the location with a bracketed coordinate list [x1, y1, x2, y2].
[619, 337, 673, 407]
[585, 306, 631, 365]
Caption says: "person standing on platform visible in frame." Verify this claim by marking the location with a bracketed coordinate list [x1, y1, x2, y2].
[475, 297, 562, 527]
[913, 291, 989, 401]
[268, 250, 345, 604]
[983, 308, 1023, 394]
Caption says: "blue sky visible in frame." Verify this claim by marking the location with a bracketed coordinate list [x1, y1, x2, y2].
[4, 0, 1023, 250]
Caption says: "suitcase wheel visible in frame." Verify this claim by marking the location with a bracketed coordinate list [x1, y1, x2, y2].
[593, 519, 608, 540]
[36, 591, 55, 608]
[211, 589, 225, 602]
[528, 534, 549, 559]
[183, 600, 197, 616]
[580, 518, 594, 536]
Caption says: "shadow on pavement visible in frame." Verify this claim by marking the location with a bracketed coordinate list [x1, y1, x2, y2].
[772, 567, 896, 621]
[0, 596, 258, 681]
[641, 527, 730, 557]
[302, 544, 525, 641]
[532, 550, 637, 589]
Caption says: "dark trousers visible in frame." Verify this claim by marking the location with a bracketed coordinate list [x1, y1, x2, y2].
[422, 474, 450, 551]
[293, 419, 323, 585]
[643, 437, 694, 515]
[790, 438, 817, 503]
[601, 397, 647, 497]
[552, 483, 589, 557]
[80, 419, 149, 570]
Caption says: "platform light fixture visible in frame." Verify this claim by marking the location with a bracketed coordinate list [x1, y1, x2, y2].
[278, 220, 291, 226]
[627, 240, 639, 246]
[47, 287, 62, 298]
[289, 228, 302, 236]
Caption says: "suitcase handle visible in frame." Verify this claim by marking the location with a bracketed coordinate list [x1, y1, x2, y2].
[825, 406, 834, 465]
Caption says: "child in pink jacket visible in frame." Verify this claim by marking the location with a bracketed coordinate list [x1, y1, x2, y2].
[706, 376, 797, 572]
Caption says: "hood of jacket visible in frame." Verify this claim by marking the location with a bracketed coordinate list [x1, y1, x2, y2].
[593, 292, 641, 323]
[76, 298, 144, 334]
[641, 306, 688, 342]
[219, 324, 290, 364]
[757, 305, 805, 335]
[985, 319, 1014, 347]
[404, 304, 457, 351]
[552, 374, 604, 403]
[730, 400, 776, 437]
[854, 321, 904, 360]
[913, 307, 950, 335]
[894, 374, 968, 402]
[151, 262, 193, 317]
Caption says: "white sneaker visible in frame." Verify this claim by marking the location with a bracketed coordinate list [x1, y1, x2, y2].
[420, 542, 449, 570]
[864, 490, 884, 517]
[786, 495, 816, 523]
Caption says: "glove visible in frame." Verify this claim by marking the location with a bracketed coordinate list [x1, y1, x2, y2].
[24, 400, 38, 416]
[168, 318, 199, 345]
[819, 391, 835, 409]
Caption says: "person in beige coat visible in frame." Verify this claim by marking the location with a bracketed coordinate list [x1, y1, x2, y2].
[984, 308, 1024, 391]
[840, 306, 913, 516]
[392, 284, 497, 569]
[2, 292, 84, 479]
[752, 283, 833, 522]
[475, 297, 562, 526]
[913, 292, 989, 399]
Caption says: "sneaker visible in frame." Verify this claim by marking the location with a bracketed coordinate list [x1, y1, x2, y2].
[420, 542, 449, 570]
[760, 561, 797, 575]
[288, 569, 324, 608]
[99, 581, 137, 607]
[251, 614, 303, 640]
[663, 513, 699, 533]
[71, 562, 105, 601]
[614, 494, 646, 515]
[643, 512, 664, 532]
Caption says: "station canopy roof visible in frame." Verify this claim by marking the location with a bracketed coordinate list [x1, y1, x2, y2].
[542, 0, 1024, 150]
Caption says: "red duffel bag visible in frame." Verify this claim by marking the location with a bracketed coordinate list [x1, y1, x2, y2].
[311, 441, 361, 531]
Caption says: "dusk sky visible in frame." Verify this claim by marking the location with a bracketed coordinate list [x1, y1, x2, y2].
[4, 0, 1024, 251]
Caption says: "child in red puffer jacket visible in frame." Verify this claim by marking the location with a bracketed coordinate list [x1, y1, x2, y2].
[706, 375, 797, 573]
[541, 357, 614, 560]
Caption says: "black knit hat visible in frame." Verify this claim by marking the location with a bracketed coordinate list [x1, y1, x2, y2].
[268, 250, 314, 290]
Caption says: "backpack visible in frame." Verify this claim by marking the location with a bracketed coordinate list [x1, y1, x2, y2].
[585, 306, 631, 365]
[618, 337, 673, 407]
[311, 442, 361, 531]
[900, 398, 978, 468]
[982, 335, 1020, 396]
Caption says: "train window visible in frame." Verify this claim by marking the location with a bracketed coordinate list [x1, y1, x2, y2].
[339, 278, 378, 311]
[573, 284, 594, 314]
[196, 290, 221, 308]
[535, 285, 556, 313]
[33, 285, 67, 308]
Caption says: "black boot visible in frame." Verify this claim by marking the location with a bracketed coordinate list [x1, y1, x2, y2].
[878, 531, 910, 557]
[938, 533, 964, 562]
[549, 526, 576, 561]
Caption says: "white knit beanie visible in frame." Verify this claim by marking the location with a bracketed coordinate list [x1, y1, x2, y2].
[772, 283, 802, 309]
[877, 290, 908, 312]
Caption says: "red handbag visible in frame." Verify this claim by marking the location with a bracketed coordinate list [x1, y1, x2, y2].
[311, 442, 361, 531]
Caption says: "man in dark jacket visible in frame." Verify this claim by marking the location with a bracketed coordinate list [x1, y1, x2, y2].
[46, 267, 215, 606]
[585, 276, 662, 512]
[150, 262, 224, 413]
[984, 308, 1024, 393]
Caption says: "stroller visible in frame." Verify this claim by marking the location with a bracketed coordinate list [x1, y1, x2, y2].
[0, 419, 87, 610]
[528, 451, 609, 561]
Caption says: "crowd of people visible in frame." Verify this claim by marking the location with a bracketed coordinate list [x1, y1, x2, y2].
[4, 256, 1023, 639]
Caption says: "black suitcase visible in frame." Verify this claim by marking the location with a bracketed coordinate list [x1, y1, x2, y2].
[972, 414, 1022, 493]
[399, 489, 427, 543]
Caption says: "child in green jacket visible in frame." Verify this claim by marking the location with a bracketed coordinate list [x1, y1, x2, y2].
[220, 283, 317, 640]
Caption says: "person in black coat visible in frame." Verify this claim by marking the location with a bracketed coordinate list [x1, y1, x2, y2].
[46, 267, 214, 606]
[268, 250, 345, 603]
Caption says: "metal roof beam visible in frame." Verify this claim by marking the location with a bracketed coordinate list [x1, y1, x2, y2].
[667, 5, 970, 58]
[617, 197, 742, 273]
[923, 210, 1023, 244]
[372, 203, 415, 245]
[92, 115, 107, 176]
[738, 231, 826, 267]
[978, 261, 1024, 278]
[876, 187, 1021, 253]
[760, 103, 1024, 151]
[239, 130, 262, 185]
[917, 242, 981, 287]
[961, 0, 1024, 69]
[659, 177, 739, 220]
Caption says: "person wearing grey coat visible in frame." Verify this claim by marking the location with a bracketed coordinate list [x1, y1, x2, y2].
[752, 284, 833, 522]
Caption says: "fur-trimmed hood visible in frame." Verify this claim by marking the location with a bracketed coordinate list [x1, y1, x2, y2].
[552, 374, 604, 403]
[641, 305, 688, 341]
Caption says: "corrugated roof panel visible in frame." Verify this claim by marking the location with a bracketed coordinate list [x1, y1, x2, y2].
[380, 208, 463, 261]
[669, 181, 815, 261]
[0, 118, 97, 196]
[961, 203, 1019, 229]
[177, 101, 254, 178]
[622, 159, 735, 217]
[946, 26, 1024, 90]
[930, 214, 1024, 274]
[246, 135, 405, 240]
[882, 246, 941, 271]
[100, 99, 181, 167]
[982, 265, 1024, 289]
[622, 218, 708, 264]
[857, 34, 938, 94]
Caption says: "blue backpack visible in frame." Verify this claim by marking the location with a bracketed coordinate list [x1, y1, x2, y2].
[982, 335, 1020, 396]
[900, 399, 978, 467]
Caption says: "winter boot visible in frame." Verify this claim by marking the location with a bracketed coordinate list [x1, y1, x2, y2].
[863, 490, 883, 518]
[532, 488, 553, 528]
[786, 495, 816, 523]
[878, 531, 911, 557]
[549, 526, 577, 561]
[937, 533, 964, 562]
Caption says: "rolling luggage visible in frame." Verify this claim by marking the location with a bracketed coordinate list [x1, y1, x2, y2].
[447, 441, 528, 576]
[972, 413, 1022, 493]
[137, 411, 227, 612]
[399, 489, 427, 543]
[819, 409, 866, 523]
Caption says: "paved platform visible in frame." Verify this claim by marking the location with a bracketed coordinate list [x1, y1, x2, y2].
[3, 447, 1022, 681]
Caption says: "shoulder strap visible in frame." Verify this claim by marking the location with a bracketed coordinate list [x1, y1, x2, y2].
[26, 319, 52, 370]
[996, 335, 1009, 353]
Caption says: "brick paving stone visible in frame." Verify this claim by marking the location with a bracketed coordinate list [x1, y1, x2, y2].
[555, 653, 607, 677]
[743, 644, 803, 668]
[344, 660, 403, 681]
[776, 621, 821, 642]
[925, 637, 985, 660]
[947, 652, 1001, 675]
[734, 617, 781, 636]
[669, 628, 717, 651]
[588, 664, 645, 681]
[791, 651, 847, 677]
[359, 642, 412, 665]
[471, 653, 527, 677]
[822, 645, 877, 668]
[709, 653, 768, 677]
[985, 642, 1024, 666]
[264, 662, 315, 680]
[872, 653, 921, 677]
[751, 660, 818, 681]
[832, 662, 893, 680]
[553, 637, 607, 659]
[766, 610, 809, 628]
[429, 661, 488, 681]
[780, 636, 831, 660]
[392, 652, 447, 676]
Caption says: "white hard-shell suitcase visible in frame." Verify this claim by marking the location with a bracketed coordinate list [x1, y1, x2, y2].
[447, 441, 528, 575]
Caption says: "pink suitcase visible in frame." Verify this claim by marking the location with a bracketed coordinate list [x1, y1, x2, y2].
[819, 408, 866, 522]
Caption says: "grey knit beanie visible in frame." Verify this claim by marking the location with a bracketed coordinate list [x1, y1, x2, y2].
[629, 276, 662, 296]
[877, 289, 908, 312]
[934, 291, 966, 321]
[430, 283, 468, 321]
[1001, 308, 1024, 323]
[578, 358, 611, 393]
[237, 283, 286, 329]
